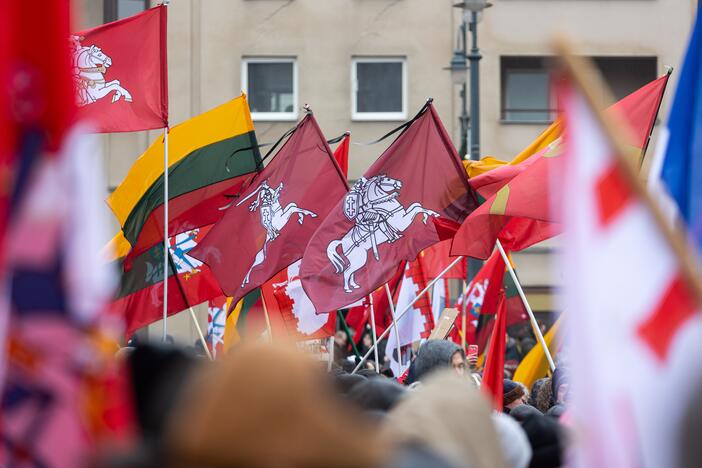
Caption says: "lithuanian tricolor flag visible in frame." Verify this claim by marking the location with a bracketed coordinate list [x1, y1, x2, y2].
[107, 95, 260, 260]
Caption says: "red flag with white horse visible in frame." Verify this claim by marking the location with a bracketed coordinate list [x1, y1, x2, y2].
[190, 113, 348, 307]
[72, 6, 167, 132]
[300, 101, 479, 312]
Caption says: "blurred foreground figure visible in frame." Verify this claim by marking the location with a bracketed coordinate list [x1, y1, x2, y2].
[382, 371, 507, 468]
[166, 344, 383, 467]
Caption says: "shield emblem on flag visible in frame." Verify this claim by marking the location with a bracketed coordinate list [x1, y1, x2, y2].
[343, 191, 361, 220]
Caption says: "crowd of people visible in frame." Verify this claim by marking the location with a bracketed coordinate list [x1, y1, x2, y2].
[105, 332, 570, 468]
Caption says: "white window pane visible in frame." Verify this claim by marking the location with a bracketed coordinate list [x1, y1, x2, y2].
[356, 62, 403, 113]
[117, 0, 146, 19]
[247, 62, 294, 114]
[505, 71, 550, 121]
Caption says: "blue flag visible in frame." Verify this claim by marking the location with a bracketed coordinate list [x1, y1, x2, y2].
[658, 6, 702, 247]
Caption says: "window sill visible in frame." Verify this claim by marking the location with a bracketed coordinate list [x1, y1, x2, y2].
[251, 112, 299, 122]
[499, 119, 555, 125]
[352, 112, 408, 122]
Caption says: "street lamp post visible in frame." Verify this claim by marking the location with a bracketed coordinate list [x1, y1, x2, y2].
[447, 0, 492, 313]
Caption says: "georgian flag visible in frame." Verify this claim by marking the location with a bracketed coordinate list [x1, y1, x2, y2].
[559, 73, 702, 468]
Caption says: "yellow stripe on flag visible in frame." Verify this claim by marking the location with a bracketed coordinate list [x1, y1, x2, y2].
[464, 119, 562, 178]
[513, 316, 561, 389]
[223, 298, 241, 351]
[107, 94, 255, 227]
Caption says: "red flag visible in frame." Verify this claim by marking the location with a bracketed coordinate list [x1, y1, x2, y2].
[112, 226, 224, 337]
[452, 74, 670, 259]
[333, 133, 350, 178]
[72, 6, 168, 132]
[481, 294, 507, 410]
[191, 114, 347, 306]
[420, 240, 467, 280]
[301, 102, 478, 312]
[260, 260, 336, 341]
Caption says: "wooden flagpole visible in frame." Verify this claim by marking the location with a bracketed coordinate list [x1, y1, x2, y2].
[188, 307, 213, 360]
[352, 256, 465, 374]
[495, 240, 555, 371]
[368, 293, 380, 372]
[260, 293, 274, 342]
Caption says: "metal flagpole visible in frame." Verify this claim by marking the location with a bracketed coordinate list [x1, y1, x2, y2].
[384, 283, 403, 372]
[495, 240, 555, 371]
[368, 293, 380, 372]
[352, 256, 464, 374]
[163, 127, 169, 342]
[188, 307, 213, 360]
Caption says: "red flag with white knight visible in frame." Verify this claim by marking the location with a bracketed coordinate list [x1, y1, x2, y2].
[71, 6, 168, 133]
[190, 113, 348, 306]
[301, 101, 479, 312]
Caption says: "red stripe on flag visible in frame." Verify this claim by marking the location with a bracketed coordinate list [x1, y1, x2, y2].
[636, 274, 697, 362]
[595, 163, 634, 228]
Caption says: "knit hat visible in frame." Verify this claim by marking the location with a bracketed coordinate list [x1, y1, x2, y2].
[503, 379, 525, 408]
[413, 340, 464, 382]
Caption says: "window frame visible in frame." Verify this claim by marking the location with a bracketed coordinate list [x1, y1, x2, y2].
[351, 57, 408, 122]
[500, 56, 557, 124]
[103, 0, 149, 23]
[241, 57, 299, 122]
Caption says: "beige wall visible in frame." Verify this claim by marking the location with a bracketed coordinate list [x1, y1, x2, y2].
[76, 0, 696, 342]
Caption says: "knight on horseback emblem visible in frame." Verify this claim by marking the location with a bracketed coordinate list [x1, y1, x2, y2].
[70, 35, 133, 107]
[343, 177, 402, 261]
[237, 179, 317, 288]
[329, 174, 440, 293]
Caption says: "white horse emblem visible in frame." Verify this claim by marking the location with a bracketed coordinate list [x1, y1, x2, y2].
[237, 180, 317, 287]
[70, 35, 133, 107]
[328, 174, 439, 293]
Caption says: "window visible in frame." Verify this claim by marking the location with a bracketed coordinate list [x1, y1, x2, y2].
[352, 58, 407, 121]
[501, 55, 657, 123]
[501, 57, 555, 123]
[242, 58, 298, 121]
[103, 0, 149, 23]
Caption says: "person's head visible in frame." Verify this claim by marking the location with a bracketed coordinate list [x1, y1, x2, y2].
[382, 371, 507, 468]
[361, 330, 373, 349]
[534, 377, 554, 413]
[491, 412, 532, 468]
[165, 343, 382, 467]
[503, 379, 527, 412]
[529, 378, 548, 407]
[334, 330, 347, 347]
[414, 340, 466, 382]
[551, 367, 569, 405]
[450, 349, 467, 376]
[348, 378, 407, 413]
[509, 404, 543, 423]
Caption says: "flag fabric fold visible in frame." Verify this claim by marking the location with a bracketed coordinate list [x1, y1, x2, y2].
[385, 258, 435, 376]
[452, 74, 670, 260]
[72, 6, 168, 133]
[107, 95, 260, 260]
[191, 113, 348, 306]
[481, 294, 507, 410]
[301, 102, 478, 312]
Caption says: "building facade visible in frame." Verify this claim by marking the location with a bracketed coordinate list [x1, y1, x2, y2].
[76, 0, 696, 343]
